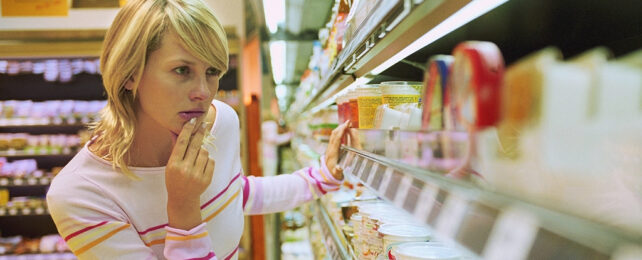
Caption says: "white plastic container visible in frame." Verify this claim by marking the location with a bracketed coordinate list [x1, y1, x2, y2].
[380, 81, 422, 109]
[391, 242, 460, 260]
[378, 224, 432, 259]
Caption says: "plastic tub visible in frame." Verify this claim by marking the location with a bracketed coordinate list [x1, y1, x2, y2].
[378, 224, 432, 258]
[356, 85, 382, 129]
[392, 242, 460, 260]
[380, 81, 422, 109]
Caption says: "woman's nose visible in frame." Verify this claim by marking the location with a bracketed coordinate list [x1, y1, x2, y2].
[189, 76, 211, 101]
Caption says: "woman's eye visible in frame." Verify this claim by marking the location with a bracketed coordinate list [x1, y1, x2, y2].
[174, 66, 189, 75]
[206, 68, 221, 76]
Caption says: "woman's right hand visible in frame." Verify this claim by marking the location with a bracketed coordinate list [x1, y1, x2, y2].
[165, 118, 215, 230]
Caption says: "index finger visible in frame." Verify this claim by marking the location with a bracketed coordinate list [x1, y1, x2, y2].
[329, 121, 350, 151]
[169, 118, 197, 163]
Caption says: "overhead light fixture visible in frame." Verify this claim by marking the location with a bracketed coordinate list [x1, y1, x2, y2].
[269, 41, 286, 84]
[370, 0, 508, 75]
[263, 0, 286, 34]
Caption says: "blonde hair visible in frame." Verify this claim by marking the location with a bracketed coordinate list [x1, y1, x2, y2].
[92, 0, 229, 178]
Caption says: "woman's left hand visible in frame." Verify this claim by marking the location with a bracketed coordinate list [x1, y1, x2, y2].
[325, 121, 357, 180]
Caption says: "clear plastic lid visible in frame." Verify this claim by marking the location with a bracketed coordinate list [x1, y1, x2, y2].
[393, 242, 460, 260]
[378, 224, 431, 238]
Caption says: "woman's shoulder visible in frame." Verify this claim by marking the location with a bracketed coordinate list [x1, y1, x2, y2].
[211, 99, 240, 129]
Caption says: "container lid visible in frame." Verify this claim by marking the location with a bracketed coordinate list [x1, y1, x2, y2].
[380, 84, 420, 95]
[378, 224, 431, 238]
[380, 81, 423, 86]
[355, 86, 382, 95]
[393, 242, 460, 260]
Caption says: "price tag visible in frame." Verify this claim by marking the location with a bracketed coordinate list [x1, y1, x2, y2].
[0, 208, 5, 216]
[365, 163, 379, 186]
[393, 175, 413, 208]
[413, 183, 439, 222]
[370, 164, 386, 190]
[403, 179, 423, 213]
[351, 157, 361, 177]
[40, 177, 50, 185]
[384, 171, 403, 201]
[35, 207, 45, 215]
[27, 178, 37, 185]
[483, 208, 538, 260]
[0, 178, 8, 186]
[9, 208, 18, 215]
[13, 178, 24, 186]
[357, 158, 368, 181]
[435, 193, 468, 238]
[21, 208, 31, 215]
[360, 160, 373, 182]
[378, 167, 394, 194]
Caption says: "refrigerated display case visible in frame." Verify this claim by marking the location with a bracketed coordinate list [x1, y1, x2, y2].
[286, 0, 642, 259]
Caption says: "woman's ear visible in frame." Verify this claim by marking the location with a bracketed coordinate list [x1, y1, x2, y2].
[124, 77, 135, 91]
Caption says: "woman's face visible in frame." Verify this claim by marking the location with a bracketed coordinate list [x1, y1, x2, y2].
[131, 30, 221, 138]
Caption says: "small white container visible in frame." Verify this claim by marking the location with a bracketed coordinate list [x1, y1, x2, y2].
[378, 224, 432, 258]
[391, 242, 460, 260]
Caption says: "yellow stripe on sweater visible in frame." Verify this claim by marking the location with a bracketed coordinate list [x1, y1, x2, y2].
[67, 222, 122, 249]
[75, 223, 130, 255]
[205, 189, 240, 222]
[166, 231, 209, 241]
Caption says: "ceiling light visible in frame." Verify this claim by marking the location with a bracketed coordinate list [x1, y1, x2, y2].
[263, 0, 286, 34]
[269, 41, 287, 84]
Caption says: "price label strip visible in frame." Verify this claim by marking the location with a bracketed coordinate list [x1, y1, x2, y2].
[370, 163, 387, 190]
[402, 178, 424, 213]
[351, 156, 362, 178]
[365, 162, 379, 186]
[360, 160, 374, 182]
[435, 193, 469, 238]
[483, 208, 539, 260]
[384, 170, 404, 202]
[393, 174, 414, 209]
[358, 158, 369, 181]
[413, 183, 439, 223]
[378, 167, 394, 194]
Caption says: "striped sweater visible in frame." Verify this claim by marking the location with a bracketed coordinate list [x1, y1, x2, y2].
[46, 100, 341, 259]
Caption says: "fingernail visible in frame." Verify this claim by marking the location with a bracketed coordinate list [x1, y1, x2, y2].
[189, 118, 196, 124]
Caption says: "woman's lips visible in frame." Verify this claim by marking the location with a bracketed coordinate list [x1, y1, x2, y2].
[178, 111, 205, 121]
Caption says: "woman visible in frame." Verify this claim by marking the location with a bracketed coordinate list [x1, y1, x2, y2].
[46, 0, 352, 259]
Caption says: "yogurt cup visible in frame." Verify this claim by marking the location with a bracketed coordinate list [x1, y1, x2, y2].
[380, 81, 422, 109]
[378, 224, 432, 259]
[391, 242, 460, 260]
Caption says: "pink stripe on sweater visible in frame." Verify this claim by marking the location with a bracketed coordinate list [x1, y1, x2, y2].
[201, 173, 241, 210]
[187, 251, 215, 260]
[307, 168, 327, 194]
[137, 223, 168, 235]
[224, 246, 239, 260]
[241, 176, 250, 209]
[64, 221, 108, 241]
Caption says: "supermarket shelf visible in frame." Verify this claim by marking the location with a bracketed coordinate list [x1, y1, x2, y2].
[289, 0, 471, 116]
[312, 200, 350, 260]
[0, 123, 87, 134]
[0, 206, 48, 217]
[0, 253, 76, 260]
[339, 146, 642, 259]
[0, 176, 52, 188]
[0, 152, 75, 160]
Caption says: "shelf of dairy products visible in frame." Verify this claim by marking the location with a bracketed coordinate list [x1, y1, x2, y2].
[312, 200, 352, 260]
[338, 145, 642, 260]
[288, 0, 474, 118]
[0, 253, 76, 260]
[0, 177, 52, 188]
